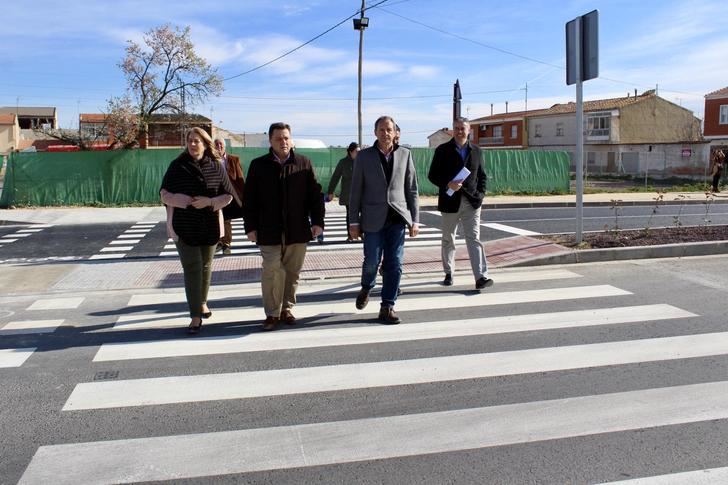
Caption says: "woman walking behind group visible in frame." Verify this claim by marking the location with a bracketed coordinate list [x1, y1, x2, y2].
[160, 127, 242, 334]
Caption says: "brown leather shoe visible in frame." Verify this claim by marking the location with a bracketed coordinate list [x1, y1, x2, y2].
[280, 309, 296, 325]
[262, 316, 279, 331]
[355, 289, 370, 310]
[378, 306, 401, 324]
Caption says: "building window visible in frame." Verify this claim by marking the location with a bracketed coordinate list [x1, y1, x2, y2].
[720, 105, 728, 125]
[534, 124, 542, 138]
[556, 122, 564, 137]
[511, 125, 517, 138]
[586, 112, 610, 137]
[493, 125, 502, 138]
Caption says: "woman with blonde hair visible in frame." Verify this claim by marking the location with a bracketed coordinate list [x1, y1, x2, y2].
[160, 127, 242, 334]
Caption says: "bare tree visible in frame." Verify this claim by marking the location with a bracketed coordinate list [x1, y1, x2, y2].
[119, 24, 223, 147]
[32, 126, 100, 151]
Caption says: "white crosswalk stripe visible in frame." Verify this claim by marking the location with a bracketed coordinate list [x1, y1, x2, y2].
[105, 284, 630, 333]
[597, 467, 728, 484]
[91, 221, 159, 260]
[23, 382, 728, 483]
[14, 266, 726, 483]
[0, 224, 53, 249]
[0, 348, 36, 368]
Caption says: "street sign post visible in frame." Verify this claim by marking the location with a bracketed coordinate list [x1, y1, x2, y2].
[566, 10, 599, 244]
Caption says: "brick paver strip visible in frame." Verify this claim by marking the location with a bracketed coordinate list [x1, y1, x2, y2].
[135, 237, 570, 289]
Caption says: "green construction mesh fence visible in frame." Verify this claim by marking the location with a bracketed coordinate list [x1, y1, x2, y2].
[0, 148, 568, 207]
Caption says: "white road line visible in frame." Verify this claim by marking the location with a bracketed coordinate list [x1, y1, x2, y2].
[16, 228, 44, 233]
[117, 234, 144, 239]
[89, 254, 126, 260]
[125, 269, 584, 306]
[108, 285, 630, 333]
[23, 381, 728, 484]
[0, 319, 65, 335]
[0, 238, 18, 243]
[483, 222, 541, 236]
[123, 229, 151, 234]
[8, 233, 31, 237]
[109, 239, 140, 245]
[598, 466, 728, 484]
[94, 303, 678, 362]
[100, 246, 133, 252]
[70, 328, 719, 410]
[0, 348, 36, 368]
[26, 297, 84, 310]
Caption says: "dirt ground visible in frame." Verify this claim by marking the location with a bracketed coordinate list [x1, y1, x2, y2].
[543, 225, 728, 249]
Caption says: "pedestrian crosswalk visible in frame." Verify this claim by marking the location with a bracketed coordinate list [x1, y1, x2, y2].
[158, 210, 458, 257]
[0, 224, 53, 248]
[6, 266, 728, 483]
[90, 221, 159, 260]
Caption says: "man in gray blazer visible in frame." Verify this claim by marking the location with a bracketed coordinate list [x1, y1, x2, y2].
[349, 115, 419, 324]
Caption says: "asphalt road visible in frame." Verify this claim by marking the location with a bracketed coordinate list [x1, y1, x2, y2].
[2, 257, 728, 483]
[2, 204, 728, 263]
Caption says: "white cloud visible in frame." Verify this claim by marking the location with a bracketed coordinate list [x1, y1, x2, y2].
[407, 65, 440, 78]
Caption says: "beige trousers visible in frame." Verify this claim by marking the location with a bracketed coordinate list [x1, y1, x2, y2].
[259, 242, 307, 317]
[220, 219, 233, 246]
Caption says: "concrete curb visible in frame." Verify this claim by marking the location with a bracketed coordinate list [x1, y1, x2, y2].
[509, 240, 728, 267]
[482, 199, 728, 209]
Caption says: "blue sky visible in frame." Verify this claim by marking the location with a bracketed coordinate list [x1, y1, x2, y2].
[2, 0, 726, 147]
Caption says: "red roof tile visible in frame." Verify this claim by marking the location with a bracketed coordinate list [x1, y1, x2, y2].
[530, 91, 657, 117]
[706, 87, 728, 97]
[79, 113, 107, 123]
[471, 109, 549, 123]
[0, 113, 17, 125]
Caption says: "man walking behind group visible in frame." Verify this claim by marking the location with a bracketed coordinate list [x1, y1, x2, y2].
[428, 117, 493, 290]
[243, 122, 325, 331]
[327, 142, 359, 242]
[214, 138, 245, 255]
[349, 115, 419, 324]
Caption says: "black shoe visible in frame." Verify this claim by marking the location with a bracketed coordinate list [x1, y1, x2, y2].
[443, 273, 453, 286]
[475, 277, 494, 290]
[187, 319, 202, 334]
[262, 316, 279, 331]
[355, 289, 370, 310]
[222, 245, 232, 255]
[378, 306, 401, 324]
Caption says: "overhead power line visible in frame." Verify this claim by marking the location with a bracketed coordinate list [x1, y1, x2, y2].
[376, 6, 564, 70]
[216, 88, 519, 102]
[223, 0, 391, 81]
[374, 6, 707, 98]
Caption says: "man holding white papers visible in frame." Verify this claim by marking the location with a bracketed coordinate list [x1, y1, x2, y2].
[427, 117, 493, 290]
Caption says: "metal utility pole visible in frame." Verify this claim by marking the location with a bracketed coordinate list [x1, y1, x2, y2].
[567, 10, 599, 244]
[353, 1, 369, 146]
